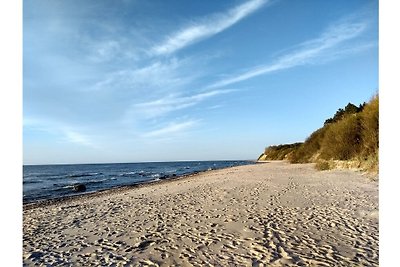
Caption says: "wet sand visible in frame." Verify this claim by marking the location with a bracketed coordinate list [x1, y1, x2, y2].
[23, 161, 378, 266]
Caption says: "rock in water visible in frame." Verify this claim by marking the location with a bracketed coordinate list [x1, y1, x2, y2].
[73, 184, 86, 192]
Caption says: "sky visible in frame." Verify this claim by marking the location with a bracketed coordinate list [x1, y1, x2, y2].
[23, 0, 378, 165]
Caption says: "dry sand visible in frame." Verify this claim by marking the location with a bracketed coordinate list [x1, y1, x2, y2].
[23, 161, 378, 266]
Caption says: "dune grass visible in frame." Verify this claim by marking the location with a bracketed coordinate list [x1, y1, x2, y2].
[259, 94, 378, 173]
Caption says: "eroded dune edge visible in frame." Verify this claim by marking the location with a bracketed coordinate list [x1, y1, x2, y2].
[23, 161, 378, 266]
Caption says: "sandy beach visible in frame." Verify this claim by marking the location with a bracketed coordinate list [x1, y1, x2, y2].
[23, 161, 378, 266]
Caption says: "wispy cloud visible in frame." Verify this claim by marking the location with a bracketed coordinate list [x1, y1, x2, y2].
[92, 58, 193, 92]
[127, 89, 235, 119]
[151, 0, 268, 55]
[209, 19, 369, 89]
[24, 118, 98, 148]
[143, 120, 199, 138]
[62, 128, 97, 148]
[89, 40, 122, 62]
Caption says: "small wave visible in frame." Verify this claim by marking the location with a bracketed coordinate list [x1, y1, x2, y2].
[136, 170, 150, 176]
[68, 173, 100, 178]
[52, 185, 74, 192]
[86, 178, 112, 185]
[119, 172, 137, 176]
[36, 173, 60, 178]
[23, 180, 43, 184]
[25, 174, 66, 180]
[158, 173, 177, 180]
[53, 177, 113, 189]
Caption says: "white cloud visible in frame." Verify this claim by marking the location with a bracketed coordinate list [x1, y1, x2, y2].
[24, 117, 98, 148]
[126, 89, 235, 119]
[209, 19, 369, 88]
[151, 0, 268, 55]
[62, 128, 97, 148]
[143, 120, 199, 138]
[92, 58, 195, 93]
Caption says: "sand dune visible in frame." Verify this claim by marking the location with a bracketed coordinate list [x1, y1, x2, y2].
[23, 161, 378, 266]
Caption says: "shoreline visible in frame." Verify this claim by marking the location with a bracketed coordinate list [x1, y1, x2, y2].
[23, 161, 258, 210]
[23, 161, 378, 266]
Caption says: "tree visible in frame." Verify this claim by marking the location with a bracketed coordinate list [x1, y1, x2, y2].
[344, 103, 358, 115]
[324, 102, 359, 125]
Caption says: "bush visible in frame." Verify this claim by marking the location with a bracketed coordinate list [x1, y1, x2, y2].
[319, 114, 362, 160]
[315, 160, 331, 170]
[290, 127, 327, 163]
[261, 94, 378, 173]
[263, 143, 302, 160]
[360, 95, 379, 156]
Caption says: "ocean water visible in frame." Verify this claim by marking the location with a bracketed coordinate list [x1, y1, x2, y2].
[23, 160, 253, 203]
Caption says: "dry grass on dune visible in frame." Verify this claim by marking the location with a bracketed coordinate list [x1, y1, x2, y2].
[260, 94, 379, 173]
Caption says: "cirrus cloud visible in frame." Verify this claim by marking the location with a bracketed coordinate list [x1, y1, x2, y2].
[151, 0, 269, 56]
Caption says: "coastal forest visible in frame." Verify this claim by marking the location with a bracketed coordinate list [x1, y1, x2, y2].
[258, 94, 379, 173]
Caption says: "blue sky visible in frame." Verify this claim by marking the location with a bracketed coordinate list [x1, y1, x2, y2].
[23, 0, 378, 164]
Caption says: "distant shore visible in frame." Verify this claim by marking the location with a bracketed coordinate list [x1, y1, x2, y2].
[23, 161, 378, 266]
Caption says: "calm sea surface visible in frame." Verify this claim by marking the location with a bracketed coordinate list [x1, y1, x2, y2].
[23, 160, 253, 203]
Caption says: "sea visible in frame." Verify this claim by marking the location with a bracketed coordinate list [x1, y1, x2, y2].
[23, 160, 253, 203]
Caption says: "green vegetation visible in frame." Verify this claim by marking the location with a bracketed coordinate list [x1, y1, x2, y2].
[258, 143, 303, 161]
[259, 94, 379, 173]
